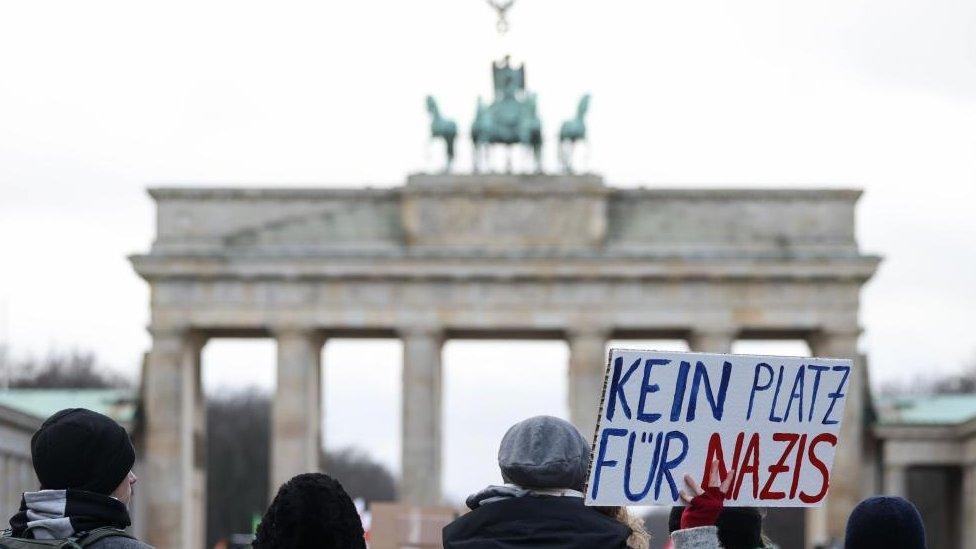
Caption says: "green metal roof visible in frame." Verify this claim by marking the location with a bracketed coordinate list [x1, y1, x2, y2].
[877, 394, 976, 425]
[0, 389, 137, 424]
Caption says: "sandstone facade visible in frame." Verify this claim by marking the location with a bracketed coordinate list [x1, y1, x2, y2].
[131, 174, 879, 548]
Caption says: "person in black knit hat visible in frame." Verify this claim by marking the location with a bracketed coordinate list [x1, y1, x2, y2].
[4, 408, 150, 548]
[31, 408, 136, 495]
[254, 472, 366, 549]
[845, 496, 926, 549]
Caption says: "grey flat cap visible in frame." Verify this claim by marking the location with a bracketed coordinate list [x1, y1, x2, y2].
[497, 415, 591, 491]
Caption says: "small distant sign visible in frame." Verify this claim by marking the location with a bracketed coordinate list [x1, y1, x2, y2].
[584, 349, 852, 508]
[369, 502, 456, 549]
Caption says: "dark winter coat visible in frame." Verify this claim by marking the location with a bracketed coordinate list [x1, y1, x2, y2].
[85, 536, 153, 549]
[442, 494, 631, 549]
[443, 416, 632, 548]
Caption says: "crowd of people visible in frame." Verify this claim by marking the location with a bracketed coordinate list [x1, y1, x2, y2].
[0, 408, 927, 548]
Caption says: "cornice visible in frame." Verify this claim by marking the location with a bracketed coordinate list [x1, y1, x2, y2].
[129, 254, 881, 283]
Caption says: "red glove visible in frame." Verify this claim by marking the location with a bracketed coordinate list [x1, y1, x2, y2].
[680, 486, 725, 529]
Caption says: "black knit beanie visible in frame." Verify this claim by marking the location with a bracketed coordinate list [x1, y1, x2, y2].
[845, 496, 926, 549]
[31, 408, 135, 495]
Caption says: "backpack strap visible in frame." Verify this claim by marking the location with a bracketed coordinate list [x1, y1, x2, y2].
[0, 527, 133, 549]
[73, 528, 134, 548]
[1, 526, 74, 548]
[0, 530, 73, 548]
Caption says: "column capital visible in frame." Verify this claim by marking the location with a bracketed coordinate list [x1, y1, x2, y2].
[270, 325, 324, 342]
[147, 324, 191, 339]
[690, 325, 739, 335]
[147, 325, 207, 349]
[809, 327, 863, 340]
[808, 328, 862, 357]
[565, 325, 612, 341]
[688, 327, 739, 353]
[396, 324, 444, 341]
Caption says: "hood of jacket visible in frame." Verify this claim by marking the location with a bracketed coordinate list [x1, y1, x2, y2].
[465, 484, 585, 510]
[8, 489, 130, 540]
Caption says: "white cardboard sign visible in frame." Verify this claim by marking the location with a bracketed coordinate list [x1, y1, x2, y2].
[584, 349, 853, 507]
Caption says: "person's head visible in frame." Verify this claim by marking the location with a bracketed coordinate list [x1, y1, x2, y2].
[30, 408, 137, 502]
[254, 473, 365, 549]
[669, 505, 764, 549]
[497, 415, 590, 491]
[845, 496, 926, 549]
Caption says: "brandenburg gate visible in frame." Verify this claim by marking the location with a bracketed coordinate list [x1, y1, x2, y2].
[130, 173, 878, 548]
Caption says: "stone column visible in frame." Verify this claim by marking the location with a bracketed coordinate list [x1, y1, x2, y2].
[400, 326, 444, 506]
[960, 462, 976, 547]
[0, 455, 8, 523]
[883, 463, 908, 498]
[567, 327, 610, 441]
[271, 328, 323, 492]
[143, 327, 206, 549]
[962, 464, 976, 549]
[806, 330, 862, 545]
[687, 329, 737, 353]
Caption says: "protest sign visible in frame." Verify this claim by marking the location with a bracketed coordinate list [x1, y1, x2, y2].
[583, 349, 853, 507]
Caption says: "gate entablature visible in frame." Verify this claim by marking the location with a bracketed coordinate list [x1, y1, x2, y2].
[141, 174, 870, 262]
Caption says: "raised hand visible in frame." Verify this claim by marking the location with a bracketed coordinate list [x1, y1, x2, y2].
[678, 458, 736, 529]
[680, 458, 734, 504]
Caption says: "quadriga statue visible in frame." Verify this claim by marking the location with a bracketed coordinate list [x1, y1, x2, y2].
[558, 94, 591, 174]
[425, 95, 457, 173]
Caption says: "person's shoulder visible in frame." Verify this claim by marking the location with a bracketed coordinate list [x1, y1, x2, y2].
[670, 525, 721, 549]
[443, 498, 630, 549]
[90, 536, 154, 549]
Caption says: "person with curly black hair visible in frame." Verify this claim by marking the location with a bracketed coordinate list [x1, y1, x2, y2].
[253, 472, 366, 549]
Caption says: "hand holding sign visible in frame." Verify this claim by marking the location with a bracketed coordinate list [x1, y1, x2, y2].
[678, 458, 734, 529]
[584, 349, 853, 508]
[680, 459, 734, 505]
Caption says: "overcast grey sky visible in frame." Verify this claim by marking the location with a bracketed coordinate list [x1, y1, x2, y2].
[1, 1, 975, 503]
